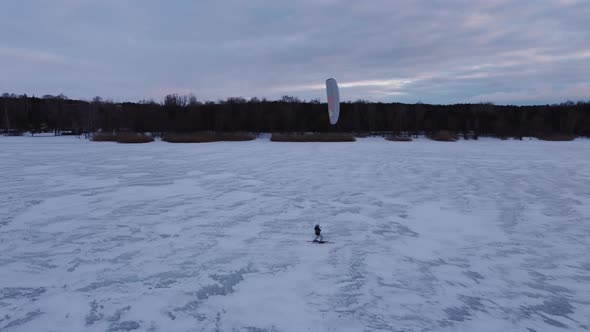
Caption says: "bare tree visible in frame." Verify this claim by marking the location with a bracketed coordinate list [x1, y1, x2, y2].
[3, 97, 9, 134]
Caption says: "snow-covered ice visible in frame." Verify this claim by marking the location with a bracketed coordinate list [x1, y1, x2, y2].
[1, 136, 589, 331]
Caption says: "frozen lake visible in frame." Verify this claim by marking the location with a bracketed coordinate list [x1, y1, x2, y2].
[1, 136, 589, 331]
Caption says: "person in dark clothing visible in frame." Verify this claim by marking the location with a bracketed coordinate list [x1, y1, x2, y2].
[313, 224, 323, 242]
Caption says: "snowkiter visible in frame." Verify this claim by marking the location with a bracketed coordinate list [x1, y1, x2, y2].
[314, 224, 323, 242]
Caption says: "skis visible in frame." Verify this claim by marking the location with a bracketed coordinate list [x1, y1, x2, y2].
[307, 240, 334, 244]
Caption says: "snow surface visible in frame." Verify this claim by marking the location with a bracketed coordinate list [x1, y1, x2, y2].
[1, 136, 589, 332]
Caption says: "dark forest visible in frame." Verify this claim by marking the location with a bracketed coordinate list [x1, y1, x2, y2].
[2, 93, 589, 139]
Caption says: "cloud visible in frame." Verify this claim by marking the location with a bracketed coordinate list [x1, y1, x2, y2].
[0, 47, 66, 64]
[466, 83, 590, 104]
[0, 0, 588, 104]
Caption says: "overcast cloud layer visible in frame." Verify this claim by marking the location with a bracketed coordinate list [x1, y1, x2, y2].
[1, 0, 589, 105]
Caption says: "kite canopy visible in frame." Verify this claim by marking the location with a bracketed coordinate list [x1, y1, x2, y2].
[326, 78, 340, 125]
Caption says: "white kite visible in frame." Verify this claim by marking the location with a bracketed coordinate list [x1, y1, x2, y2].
[325, 78, 340, 125]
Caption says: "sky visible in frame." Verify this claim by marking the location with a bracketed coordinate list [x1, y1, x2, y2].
[0, 0, 589, 105]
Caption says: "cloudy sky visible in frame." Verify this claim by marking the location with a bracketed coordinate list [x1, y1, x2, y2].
[1, 0, 588, 105]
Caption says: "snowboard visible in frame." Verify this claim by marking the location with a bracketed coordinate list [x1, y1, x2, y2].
[307, 240, 334, 244]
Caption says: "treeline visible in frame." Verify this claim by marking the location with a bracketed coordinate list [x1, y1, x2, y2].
[1, 93, 589, 138]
